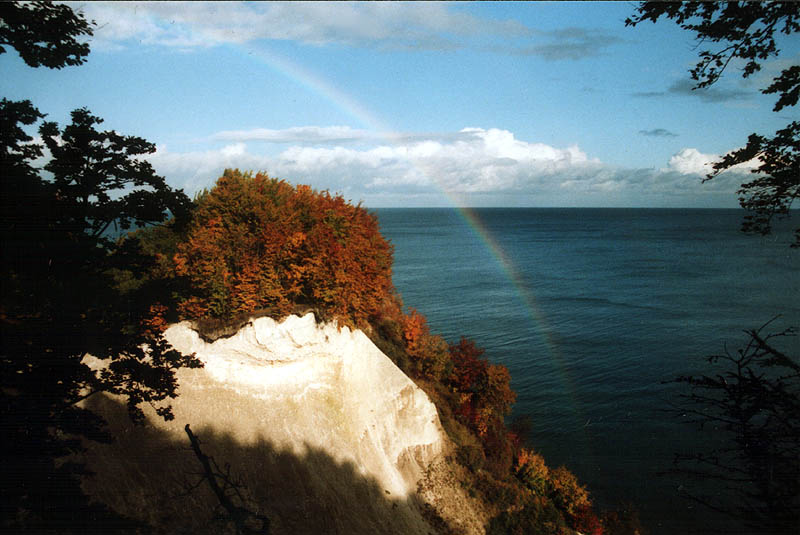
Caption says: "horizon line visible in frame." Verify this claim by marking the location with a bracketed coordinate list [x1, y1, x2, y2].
[367, 206, 763, 210]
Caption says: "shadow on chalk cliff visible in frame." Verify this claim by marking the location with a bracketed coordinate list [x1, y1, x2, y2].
[79, 394, 453, 535]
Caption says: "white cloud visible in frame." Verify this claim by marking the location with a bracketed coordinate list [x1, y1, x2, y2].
[219, 143, 246, 157]
[148, 143, 273, 192]
[212, 126, 371, 144]
[264, 128, 600, 194]
[74, 1, 530, 51]
[146, 127, 760, 207]
[666, 148, 717, 175]
[665, 147, 759, 176]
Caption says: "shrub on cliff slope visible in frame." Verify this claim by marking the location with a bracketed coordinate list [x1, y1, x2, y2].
[448, 338, 516, 449]
[173, 169, 393, 327]
[403, 308, 452, 381]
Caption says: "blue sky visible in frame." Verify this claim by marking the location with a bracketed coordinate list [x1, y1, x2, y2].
[3, 1, 798, 207]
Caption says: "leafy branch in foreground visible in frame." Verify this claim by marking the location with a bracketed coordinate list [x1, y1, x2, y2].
[40, 107, 193, 244]
[0, 1, 94, 69]
[664, 320, 800, 534]
[707, 121, 800, 247]
[1, 97, 202, 531]
[627, 2, 800, 246]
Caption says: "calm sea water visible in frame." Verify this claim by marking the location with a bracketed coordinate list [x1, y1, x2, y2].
[374, 208, 800, 535]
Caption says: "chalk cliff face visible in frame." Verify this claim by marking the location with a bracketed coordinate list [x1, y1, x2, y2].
[164, 313, 444, 497]
[80, 314, 484, 534]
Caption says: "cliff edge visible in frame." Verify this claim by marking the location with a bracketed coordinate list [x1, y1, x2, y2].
[79, 313, 486, 534]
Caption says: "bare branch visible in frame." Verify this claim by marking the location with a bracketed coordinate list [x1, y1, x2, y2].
[184, 424, 270, 535]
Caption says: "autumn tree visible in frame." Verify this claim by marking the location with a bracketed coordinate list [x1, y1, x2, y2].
[448, 337, 516, 437]
[626, 2, 800, 246]
[515, 448, 550, 496]
[174, 169, 394, 328]
[505, 447, 603, 534]
[401, 308, 451, 380]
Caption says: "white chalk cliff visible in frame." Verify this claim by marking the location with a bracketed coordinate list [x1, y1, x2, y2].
[164, 313, 444, 497]
[80, 313, 485, 534]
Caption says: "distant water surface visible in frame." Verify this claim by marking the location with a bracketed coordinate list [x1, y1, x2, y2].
[374, 208, 800, 535]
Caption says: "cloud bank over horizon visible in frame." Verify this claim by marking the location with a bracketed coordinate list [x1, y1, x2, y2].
[148, 126, 752, 208]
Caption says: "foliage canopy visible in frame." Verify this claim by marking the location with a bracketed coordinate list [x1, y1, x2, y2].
[0, 1, 93, 69]
[40, 107, 193, 243]
[174, 169, 394, 327]
[627, 1, 800, 246]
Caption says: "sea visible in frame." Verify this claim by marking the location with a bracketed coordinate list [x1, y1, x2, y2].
[373, 208, 800, 535]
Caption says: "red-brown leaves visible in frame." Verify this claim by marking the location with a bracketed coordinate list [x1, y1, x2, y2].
[400, 308, 450, 380]
[447, 336, 516, 439]
[140, 303, 170, 337]
[173, 170, 393, 327]
[449, 337, 489, 393]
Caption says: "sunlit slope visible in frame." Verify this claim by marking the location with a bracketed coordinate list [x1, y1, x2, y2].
[80, 313, 485, 534]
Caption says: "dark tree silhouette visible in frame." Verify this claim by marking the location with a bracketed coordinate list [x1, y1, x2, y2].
[627, 2, 800, 247]
[1, 97, 202, 532]
[1, 2, 201, 530]
[39, 107, 193, 244]
[0, 0, 93, 69]
[664, 322, 799, 534]
[627, 5, 800, 532]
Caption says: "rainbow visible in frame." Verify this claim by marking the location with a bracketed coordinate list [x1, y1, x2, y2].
[456, 207, 587, 430]
[241, 46, 400, 140]
[238, 45, 591, 446]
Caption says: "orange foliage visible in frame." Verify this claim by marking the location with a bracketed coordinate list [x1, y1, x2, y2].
[548, 465, 592, 517]
[448, 337, 516, 436]
[402, 308, 428, 357]
[174, 170, 393, 327]
[515, 448, 550, 496]
[401, 308, 450, 380]
[140, 304, 170, 337]
[449, 337, 488, 393]
[486, 363, 516, 416]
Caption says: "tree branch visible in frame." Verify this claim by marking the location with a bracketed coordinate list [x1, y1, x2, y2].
[183, 424, 270, 535]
